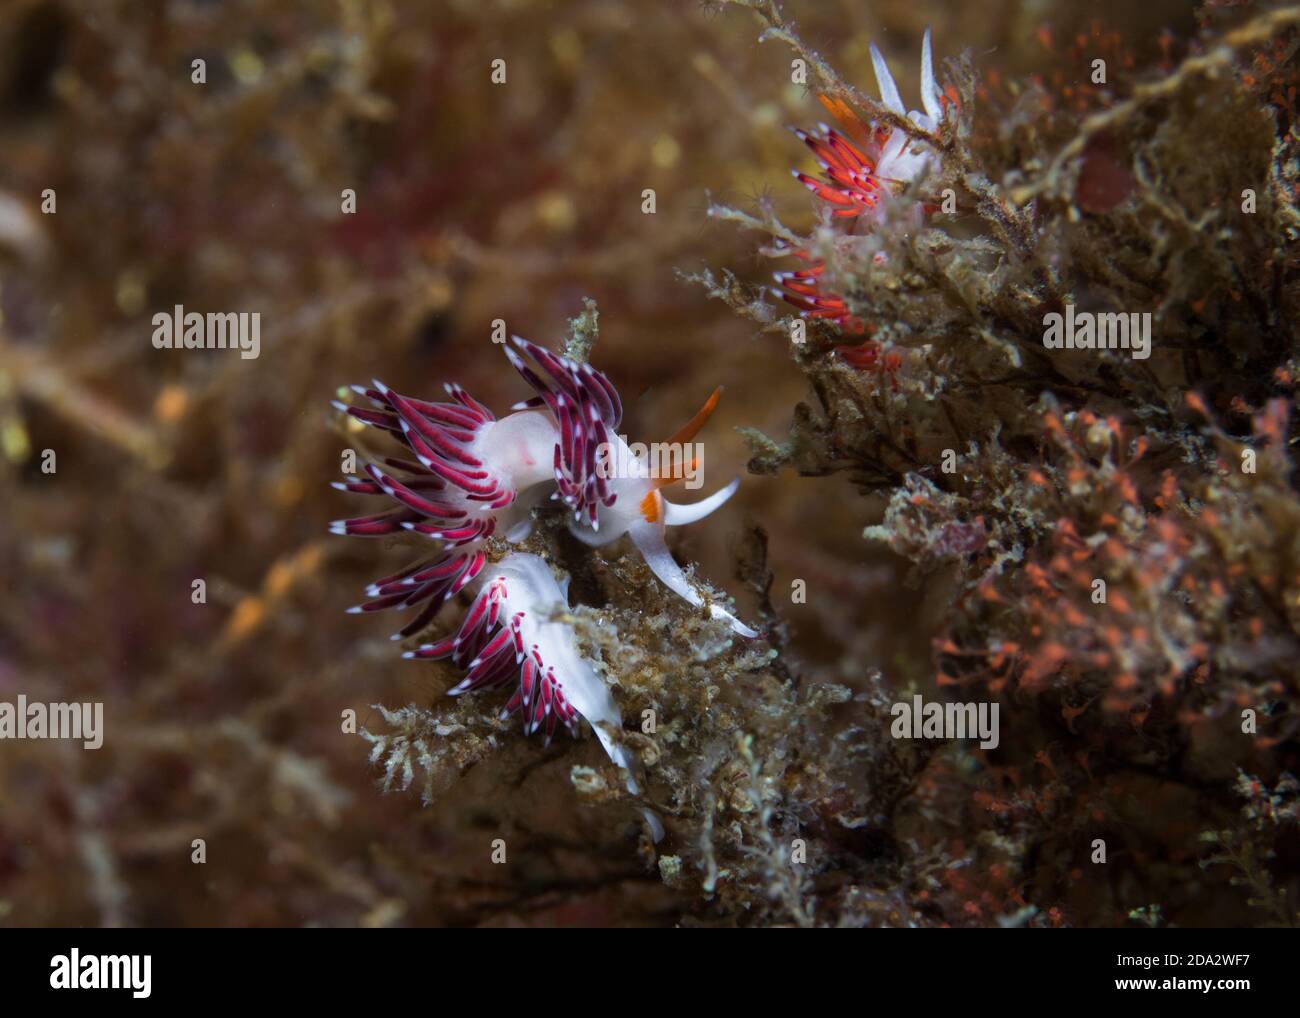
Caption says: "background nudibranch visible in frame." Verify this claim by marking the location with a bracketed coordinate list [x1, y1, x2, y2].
[331, 337, 756, 827]
[776, 30, 946, 335]
[789, 29, 943, 222]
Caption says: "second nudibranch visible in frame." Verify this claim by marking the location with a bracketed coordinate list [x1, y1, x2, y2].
[790, 28, 944, 221]
[777, 29, 948, 335]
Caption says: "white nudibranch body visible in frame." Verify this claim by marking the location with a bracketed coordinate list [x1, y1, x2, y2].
[332, 336, 755, 834]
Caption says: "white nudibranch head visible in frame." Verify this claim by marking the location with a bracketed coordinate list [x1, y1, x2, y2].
[332, 335, 757, 834]
[869, 28, 944, 192]
[560, 384, 758, 639]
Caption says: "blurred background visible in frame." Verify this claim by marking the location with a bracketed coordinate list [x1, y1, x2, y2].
[0, 0, 1199, 926]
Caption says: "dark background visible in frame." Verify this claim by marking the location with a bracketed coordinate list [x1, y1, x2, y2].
[0, 0, 1202, 926]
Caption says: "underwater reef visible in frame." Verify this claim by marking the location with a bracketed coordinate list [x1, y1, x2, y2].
[0, 0, 1297, 928]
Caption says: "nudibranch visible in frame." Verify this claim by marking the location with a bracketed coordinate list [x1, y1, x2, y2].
[331, 337, 755, 828]
[776, 29, 946, 338]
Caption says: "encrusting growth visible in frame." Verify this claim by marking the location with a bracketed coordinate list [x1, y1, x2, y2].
[331, 337, 756, 827]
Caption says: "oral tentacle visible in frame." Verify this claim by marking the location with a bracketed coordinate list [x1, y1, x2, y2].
[662, 478, 740, 526]
[920, 28, 942, 126]
[870, 42, 906, 116]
